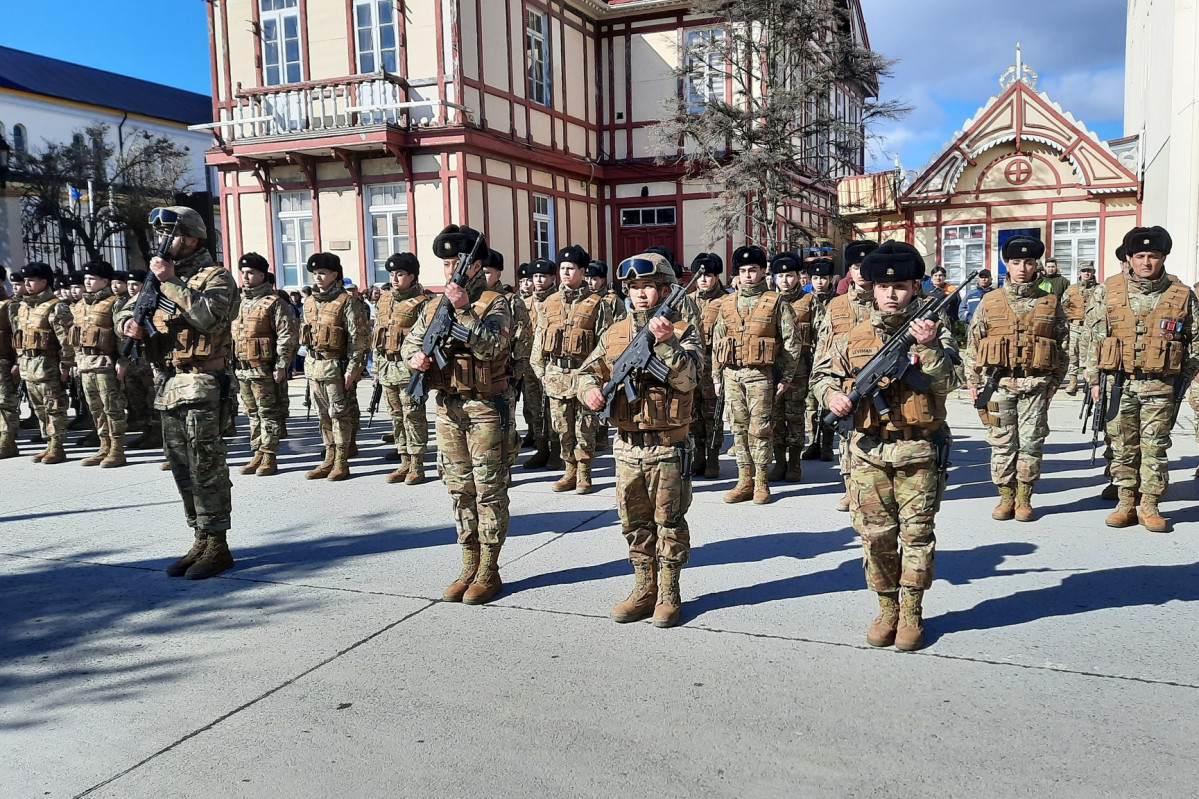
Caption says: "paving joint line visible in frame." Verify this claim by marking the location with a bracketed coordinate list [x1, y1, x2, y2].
[500, 509, 610, 568]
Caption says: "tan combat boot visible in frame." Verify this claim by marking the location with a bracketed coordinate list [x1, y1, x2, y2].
[552, 462, 578, 493]
[166, 532, 208, 577]
[522, 439, 550, 469]
[184, 532, 235, 580]
[462, 543, 502, 605]
[610, 560, 658, 623]
[1066, 374, 1079, 396]
[1014, 482, 1035, 522]
[705, 446, 721, 479]
[1105, 488, 1138, 528]
[836, 478, 852, 512]
[100, 431, 127, 468]
[81, 435, 111, 467]
[40, 437, 67, 464]
[723, 465, 754, 503]
[31, 440, 51, 463]
[895, 588, 925, 651]
[327, 446, 351, 481]
[866, 592, 900, 647]
[1138, 495, 1170, 533]
[785, 446, 803, 482]
[575, 462, 593, 495]
[305, 446, 335, 480]
[404, 455, 426, 485]
[443, 544, 480, 602]
[386, 455, 412, 483]
[652, 560, 682, 628]
[752, 468, 771, 505]
[992, 484, 1016, 521]
[256, 452, 278, 476]
[239, 451, 264, 475]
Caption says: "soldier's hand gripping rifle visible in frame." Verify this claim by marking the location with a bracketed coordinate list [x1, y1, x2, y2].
[973, 366, 1006, 411]
[120, 209, 180, 361]
[367, 380, 383, 428]
[823, 272, 977, 435]
[406, 233, 485, 403]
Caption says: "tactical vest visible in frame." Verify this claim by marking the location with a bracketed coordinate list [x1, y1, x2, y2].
[825, 293, 870, 338]
[713, 291, 783, 368]
[788, 293, 816, 353]
[421, 290, 509, 398]
[69, 294, 120, 355]
[1096, 274, 1190, 377]
[154, 266, 234, 369]
[301, 292, 351, 359]
[373, 291, 428, 356]
[974, 290, 1059, 373]
[0, 298, 14, 360]
[14, 298, 62, 355]
[234, 293, 281, 367]
[844, 321, 945, 434]
[541, 291, 603, 361]
[603, 316, 693, 432]
[697, 295, 724, 349]
[1063, 284, 1094, 323]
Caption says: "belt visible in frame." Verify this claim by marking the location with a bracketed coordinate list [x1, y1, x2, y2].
[308, 351, 345, 361]
[169, 365, 226, 375]
[236, 359, 272, 370]
[617, 427, 688, 448]
[874, 426, 936, 442]
[80, 347, 112, 356]
[549, 356, 581, 370]
[384, 353, 406, 362]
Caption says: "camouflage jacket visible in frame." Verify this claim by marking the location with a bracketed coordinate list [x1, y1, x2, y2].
[72, 287, 125, 374]
[509, 289, 534, 364]
[964, 279, 1069, 395]
[710, 279, 800, 386]
[232, 282, 299, 380]
[16, 287, 75, 380]
[530, 283, 614, 399]
[400, 270, 512, 388]
[813, 284, 873, 366]
[373, 282, 432, 386]
[301, 283, 368, 381]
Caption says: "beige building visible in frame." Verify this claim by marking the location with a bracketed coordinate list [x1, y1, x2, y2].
[199, 0, 872, 288]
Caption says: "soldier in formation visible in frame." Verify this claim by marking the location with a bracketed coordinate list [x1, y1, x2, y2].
[1062, 260, 1098, 396]
[0, 267, 18, 459]
[768, 251, 817, 483]
[521, 258, 559, 469]
[121, 269, 162, 451]
[14, 262, 74, 464]
[690, 251, 726, 479]
[71, 259, 129, 468]
[800, 256, 837, 459]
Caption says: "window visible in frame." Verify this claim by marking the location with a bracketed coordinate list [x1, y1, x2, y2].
[619, 207, 676, 227]
[275, 191, 314, 287]
[532, 194, 554, 260]
[366, 183, 409, 284]
[1050, 218, 1099, 281]
[941, 224, 986, 285]
[12, 124, 26, 154]
[260, 0, 302, 86]
[684, 29, 725, 114]
[355, 0, 399, 74]
[526, 10, 550, 106]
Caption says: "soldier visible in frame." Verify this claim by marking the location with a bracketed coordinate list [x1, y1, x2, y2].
[768, 251, 817, 483]
[1086, 226, 1199, 533]
[121, 269, 162, 450]
[14, 262, 74, 463]
[401, 224, 516, 605]
[372, 251, 432, 484]
[70, 260, 129, 468]
[578, 253, 700, 627]
[231, 252, 297, 477]
[585, 258, 622, 453]
[690, 252, 726, 479]
[1062, 261, 1099, 396]
[812, 241, 962, 652]
[0, 267, 18, 458]
[110, 271, 130, 304]
[300, 253, 368, 481]
[965, 235, 1068, 522]
[530, 244, 614, 493]
[520, 258, 559, 469]
[517, 263, 534, 299]
[67, 273, 84, 304]
[116, 206, 239, 579]
[343, 279, 370, 454]
[710, 245, 801, 505]
[800, 257, 837, 458]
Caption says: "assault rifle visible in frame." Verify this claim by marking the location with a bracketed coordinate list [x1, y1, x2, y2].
[1080, 377, 1095, 433]
[709, 390, 725, 451]
[1089, 372, 1108, 465]
[120, 209, 180, 361]
[367, 380, 383, 428]
[823, 272, 977, 435]
[973, 366, 1006, 411]
[1169, 371, 1191, 428]
[406, 232, 486, 403]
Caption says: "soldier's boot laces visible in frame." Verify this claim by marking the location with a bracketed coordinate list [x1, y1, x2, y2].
[894, 588, 925, 651]
[306, 446, 336, 480]
[522, 439, 550, 469]
[1100, 482, 1120, 501]
[704, 446, 721, 479]
[40, 436, 67, 464]
[1138, 495, 1170, 533]
[992, 484, 1016, 521]
[546, 440, 565, 471]
[404, 454, 426, 485]
[239, 451, 264, 475]
[575, 462, 593, 495]
[327, 446, 351, 481]
[768, 445, 788, 481]
[819, 426, 835, 462]
[785, 446, 803, 483]
[167, 532, 208, 577]
[1105, 488, 1138, 528]
[609, 560, 658, 623]
[184, 532, 235, 580]
[462, 543, 502, 605]
[386, 454, 412, 483]
[866, 592, 900, 647]
[752, 468, 771, 505]
[723, 466, 754, 504]
[81, 435, 111, 467]
[256, 452, 278, 476]
[100, 428, 127, 468]
[1066, 374, 1079, 396]
[552, 462, 578, 493]
[1014, 482, 1036, 522]
[443, 544, 480, 602]
[652, 561, 682, 629]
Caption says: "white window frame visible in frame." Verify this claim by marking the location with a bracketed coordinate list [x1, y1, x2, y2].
[365, 183, 410, 285]
[619, 206, 677, 227]
[275, 191, 315, 288]
[532, 194, 555, 260]
[354, 0, 400, 74]
[1050, 218, 1099, 282]
[260, 0, 302, 86]
[526, 10, 551, 107]
[684, 28, 726, 114]
[13, 123, 27, 154]
[940, 223, 986, 286]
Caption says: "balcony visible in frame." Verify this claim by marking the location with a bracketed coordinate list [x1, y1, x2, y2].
[836, 170, 901, 217]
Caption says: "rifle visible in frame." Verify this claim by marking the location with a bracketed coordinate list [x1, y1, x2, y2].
[367, 380, 383, 428]
[823, 272, 977, 435]
[709, 389, 725, 451]
[406, 232, 486, 403]
[973, 366, 1005, 411]
[1080, 377, 1095, 433]
[304, 379, 312, 421]
[1169, 372, 1191, 428]
[120, 209, 181, 361]
[1090, 372, 1108, 466]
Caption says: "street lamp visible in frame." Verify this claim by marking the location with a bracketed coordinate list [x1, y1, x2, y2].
[0, 133, 10, 189]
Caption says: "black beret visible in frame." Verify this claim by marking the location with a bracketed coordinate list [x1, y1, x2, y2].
[238, 252, 270, 274]
[111, 270, 130, 281]
[82, 260, 114, 280]
[860, 241, 926, 283]
[486, 250, 504, 271]
[584, 259, 608, 279]
[528, 258, 557, 276]
[517, 262, 532, 279]
[803, 257, 834, 277]
[770, 252, 803, 274]
[1115, 245, 1127, 263]
[732, 245, 768, 268]
[691, 252, 723, 275]
[306, 252, 343, 274]
[128, 269, 149, 283]
[54, 275, 70, 290]
[432, 224, 490, 262]
[643, 245, 676, 264]
[1123, 226, 1172, 256]
[67, 273, 85, 286]
[1001, 235, 1045, 261]
[845, 240, 879, 266]
[386, 252, 420, 275]
[556, 244, 590, 266]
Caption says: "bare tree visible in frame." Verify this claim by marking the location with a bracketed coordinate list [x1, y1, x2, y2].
[651, 0, 908, 254]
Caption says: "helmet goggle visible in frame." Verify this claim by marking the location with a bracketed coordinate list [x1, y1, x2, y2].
[617, 257, 659, 281]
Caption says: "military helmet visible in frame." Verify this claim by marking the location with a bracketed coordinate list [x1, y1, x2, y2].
[617, 252, 676, 285]
[150, 206, 207, 239]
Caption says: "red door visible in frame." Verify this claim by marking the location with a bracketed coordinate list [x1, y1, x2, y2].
[616, 226, 678, 263]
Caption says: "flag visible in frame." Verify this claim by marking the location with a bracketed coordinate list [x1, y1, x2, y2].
[67, 185, 88, 202]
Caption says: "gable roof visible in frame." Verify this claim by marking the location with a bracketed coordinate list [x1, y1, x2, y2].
[0, 46, 212, 126]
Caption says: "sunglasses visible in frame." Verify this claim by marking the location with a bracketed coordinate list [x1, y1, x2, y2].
[148, 208, 180, 229]
[617, 257, 658, 280]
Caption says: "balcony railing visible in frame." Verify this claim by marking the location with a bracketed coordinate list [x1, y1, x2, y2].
[836, 170, 901, 217]
[191, 72, 470, 144]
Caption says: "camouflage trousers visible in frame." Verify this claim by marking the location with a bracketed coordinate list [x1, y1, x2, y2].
[383, 383, 428, 456]
[614, 431, 693, 564]
[1067, 323, 1086, 377]
[549, 394, 599, 465]
[804, 391, 821, 445]
[81, 370, 127, 438]
[123, 362, 156, 426]
[162, 402, 232, 533]
[771, 381, 810, 451]
[238, 376, 284, 454]
[1188, 382, 1199, 443]
[723, 366, 774, 469]
[847, 445, 938, 593]
[278, 375, 291, 420]
[348, 379, 361, 437]
[435, 391, 517, 546]
[1107, 390, 1174, 497]
[310, 376, 355, 446]
[522, 368, 546, 441]
[0, 367, 18, 443]
[983, 387, 1051, 486]
[27, 376, 68, 440]
[690, 380, 722, 455]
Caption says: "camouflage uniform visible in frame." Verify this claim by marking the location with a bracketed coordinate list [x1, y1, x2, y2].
[373, 281, 432, 480]
[770, 285, 817, 477]
[231, 282, 298, 467]
[690, 281, 726, 475]
[301, 283, 368, 462]
[1063, 275, 1098, 387]
[71, 285, 129, 466]
[802, 287, 836, 450]
[0, 288, 19, 457]
[521, 285, 554, 452]
[15, 285, 74, 460]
